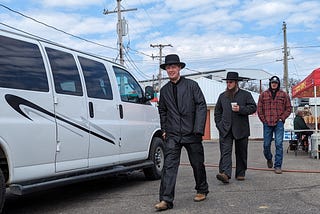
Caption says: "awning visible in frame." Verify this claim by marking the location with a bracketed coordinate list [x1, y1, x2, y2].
[292, 68, 320, 98]
[292, 68, 320, 156]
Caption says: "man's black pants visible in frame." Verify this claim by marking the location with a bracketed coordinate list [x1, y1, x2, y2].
[159, 137, 209, 204]
[219, 131, 248, 178]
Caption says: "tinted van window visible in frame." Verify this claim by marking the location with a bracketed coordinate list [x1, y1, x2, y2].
[0, 35, 49, 92]
[79, 56, 113, 100]
[113, 66, 143, 103]
[46, 48, 83, 96]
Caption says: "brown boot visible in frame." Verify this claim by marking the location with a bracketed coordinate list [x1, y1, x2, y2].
[216, 173, 229, 183]
[154, 201, 172, 211]
[236, 176, 245, 181]
[193, 193, 207, 202]
[274, 168, 282, 174]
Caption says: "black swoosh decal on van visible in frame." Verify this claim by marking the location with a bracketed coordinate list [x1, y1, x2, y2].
[5, 94, 115, 145]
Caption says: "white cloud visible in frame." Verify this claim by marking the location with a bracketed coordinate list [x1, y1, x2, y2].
[1, 0, 320, 80]
[40, 0, 105, 8]
[237, 1, 292, 26]
[163, 0, 239, 11]
[215, 0, 240, 8]
[288, 1, 320, 29]
[122, 0, 161, 7]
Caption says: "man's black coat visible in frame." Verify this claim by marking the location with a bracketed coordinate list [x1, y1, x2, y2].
[214, 89, 257, 139]
[158, 77, 207, 143]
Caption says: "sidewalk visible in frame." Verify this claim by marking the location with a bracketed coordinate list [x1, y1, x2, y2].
[201, 140, 320, 172]
[4, 140, 319, 214]
[174, 140, 320, 214]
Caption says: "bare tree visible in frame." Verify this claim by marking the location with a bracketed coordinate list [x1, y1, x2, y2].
[239, 77, 301, 93]
[239, 81, 260, 93]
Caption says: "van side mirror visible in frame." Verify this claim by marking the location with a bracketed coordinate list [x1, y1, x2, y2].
[144, 86, 155, 101]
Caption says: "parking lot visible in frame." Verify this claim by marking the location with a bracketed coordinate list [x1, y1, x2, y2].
[3, 140, 320, 214]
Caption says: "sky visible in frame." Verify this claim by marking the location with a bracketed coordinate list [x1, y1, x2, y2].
[1, 0, 320, 85]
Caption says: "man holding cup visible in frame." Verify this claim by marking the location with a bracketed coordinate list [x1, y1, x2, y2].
[214, 72, 257, 183]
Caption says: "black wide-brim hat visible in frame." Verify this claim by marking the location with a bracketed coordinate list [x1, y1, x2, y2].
[160, 54, 186, 70]
[222, 72, 243, 81]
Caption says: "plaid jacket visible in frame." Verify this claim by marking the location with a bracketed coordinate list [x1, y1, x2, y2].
[257, 89, 291, 126]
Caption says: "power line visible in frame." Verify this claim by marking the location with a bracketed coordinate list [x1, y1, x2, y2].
[0, 3, 118, 51]
[127, 46, 153, 58]
[186, 47, 282, 63]
[0, 3, 288, 72]
[0, 22, 45, 39]
[150, 44, 173, 91]
[291, 45, 320, 49]
[0, 22, 117, 62]
[1, 21, 149, 81]
[103, 0, 137, 65]
[123, 51, 151, 80]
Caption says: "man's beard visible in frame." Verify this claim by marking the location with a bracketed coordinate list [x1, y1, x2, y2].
[225, 87, 238, 99]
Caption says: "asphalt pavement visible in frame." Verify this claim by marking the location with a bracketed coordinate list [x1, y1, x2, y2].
[3, 140, 320, 214]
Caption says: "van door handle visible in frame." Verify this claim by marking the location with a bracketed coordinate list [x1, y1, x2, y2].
[89, 102, 94, 118]
[119, 104, 123, 119]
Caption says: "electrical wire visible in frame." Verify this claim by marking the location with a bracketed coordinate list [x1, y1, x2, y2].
[123, 51, 151, 80]
[291, 45, 320, 49]
[0, 22, 117, 62]
[127, 46, 153, 58]
[0, 3, 118, 51]
[2, 3, 318, 77]
[0, 22, 43, 39]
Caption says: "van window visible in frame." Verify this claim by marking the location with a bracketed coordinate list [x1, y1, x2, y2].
[46, 48, 83, 96]
[113, 66, 143, 103]
[0, 35, 49, 92]
[78, 56, 113, 100]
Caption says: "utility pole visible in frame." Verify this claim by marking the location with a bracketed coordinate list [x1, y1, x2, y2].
[103, 0, 137, 65]
[282, 21, 289, 93]
[150, 44, 173, 91]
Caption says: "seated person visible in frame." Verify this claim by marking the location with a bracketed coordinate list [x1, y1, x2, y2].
[294, 110, 313, 149]
[303, 104, 312, 116]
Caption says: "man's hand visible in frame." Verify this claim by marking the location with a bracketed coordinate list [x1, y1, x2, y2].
[232, 104, 239, 112]
[162, 132, 166, 140]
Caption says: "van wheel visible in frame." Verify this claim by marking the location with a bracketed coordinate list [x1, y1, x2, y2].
[0, 169, 6, 213]
[143, 137, 164, 180]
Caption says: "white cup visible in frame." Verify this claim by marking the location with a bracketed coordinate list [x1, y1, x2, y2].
[231, 102, 237, 107]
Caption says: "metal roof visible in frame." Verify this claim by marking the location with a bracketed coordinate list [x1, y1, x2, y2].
[193, 77, 260, 106]
[205, 68, 273, 81]
[140, 68, 273, 88]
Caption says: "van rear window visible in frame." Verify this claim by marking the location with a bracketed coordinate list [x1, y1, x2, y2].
[0, 35, 49, 92]
[46, 47, 83, 96]
[79, 56, 113, 100]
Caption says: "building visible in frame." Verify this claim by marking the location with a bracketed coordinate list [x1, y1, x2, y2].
[141, 69, 273, 141]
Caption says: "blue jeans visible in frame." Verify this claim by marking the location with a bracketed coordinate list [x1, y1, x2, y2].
[263, 121, 284, 169]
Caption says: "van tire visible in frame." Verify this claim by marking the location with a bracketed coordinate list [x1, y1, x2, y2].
[0, 168, 5, 213]
[143, 137, 164, 180]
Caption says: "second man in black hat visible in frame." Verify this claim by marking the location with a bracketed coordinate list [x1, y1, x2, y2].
[214, 72, 257, 183]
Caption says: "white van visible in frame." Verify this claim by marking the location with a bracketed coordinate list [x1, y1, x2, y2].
[0, 29, 164, 211]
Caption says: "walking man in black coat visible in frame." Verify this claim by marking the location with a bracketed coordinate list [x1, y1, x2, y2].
[154, 54, 209, 211]
[214, 72, 257, 183]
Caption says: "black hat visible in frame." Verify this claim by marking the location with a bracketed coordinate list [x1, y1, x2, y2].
[270, 76, 280, 83]
[160, 54, 186, 70]
[222, 72, 243, 81]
